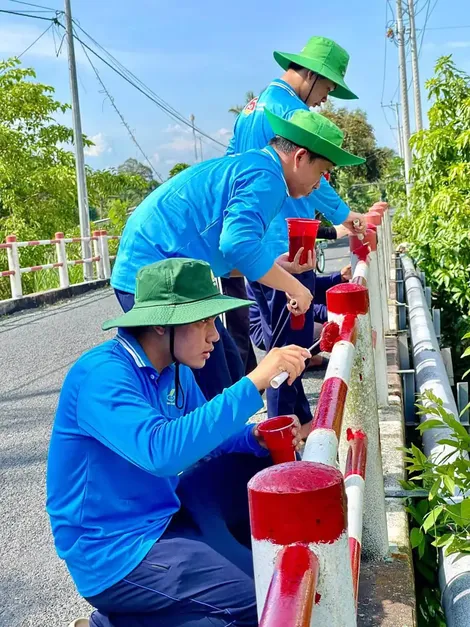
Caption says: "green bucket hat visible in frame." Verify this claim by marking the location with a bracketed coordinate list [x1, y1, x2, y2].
[266, 108, 365, 167]
[273, 36, 357, 100]
[102, 258, 252, 331]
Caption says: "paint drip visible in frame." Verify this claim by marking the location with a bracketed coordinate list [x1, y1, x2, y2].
[319, 321, 340, 352]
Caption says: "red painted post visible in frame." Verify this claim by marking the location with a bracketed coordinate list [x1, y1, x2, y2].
[249, 461, 356, 626]
[55, 232, 70, 288]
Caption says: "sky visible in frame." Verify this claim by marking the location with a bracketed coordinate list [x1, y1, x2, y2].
[1, 0, 470, 178]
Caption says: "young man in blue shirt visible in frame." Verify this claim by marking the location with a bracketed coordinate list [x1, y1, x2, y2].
[225, 36, 373, 428]
[48, 258, 309, 627]
[110, 108, 363, 410]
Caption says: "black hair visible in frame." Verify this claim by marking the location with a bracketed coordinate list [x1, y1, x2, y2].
[268, 136, 325, 163]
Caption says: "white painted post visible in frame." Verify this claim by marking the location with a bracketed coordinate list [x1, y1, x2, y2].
[99, 230, 112, 280]
[331, 284, 389, 560]
[54, 232, 70, 288]
[6, 235, 23, 298]
[350, 231, 389, 407]
[93, 230, 105, 280]
[367, 213, 390, 333]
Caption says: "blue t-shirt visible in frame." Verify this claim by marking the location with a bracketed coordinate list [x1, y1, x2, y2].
[227, 79, 351, 257]
[46, 330, 264, 597]
[111, 147, 289, 294]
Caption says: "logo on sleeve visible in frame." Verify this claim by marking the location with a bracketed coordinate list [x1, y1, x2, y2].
[243, 97, 259, 115]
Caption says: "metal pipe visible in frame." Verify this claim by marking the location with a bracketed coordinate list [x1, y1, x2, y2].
[402, 254, 470, 627]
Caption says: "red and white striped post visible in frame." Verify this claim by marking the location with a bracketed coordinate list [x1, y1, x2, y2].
[93, 231, 105, 280]
[366, 211, 389, 333]
[99, 230, 112, 279]
[345, 429, 368, 606]
[328, 284, 389, 560]
[350, 231, 388, 408]
[5, 235, 22, 298]
[249, 462, 356, 626]
[55, 232, 70, 288]
[303, 313, 357, 466]
[259, 544, 319, 627]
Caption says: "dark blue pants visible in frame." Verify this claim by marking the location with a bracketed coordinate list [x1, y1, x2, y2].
[114, 289, 244, 401]
[85, 454, 267, 627]
[247, 272, 316, 425]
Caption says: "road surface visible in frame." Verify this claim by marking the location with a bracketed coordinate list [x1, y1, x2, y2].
[0, 238, 349, 626]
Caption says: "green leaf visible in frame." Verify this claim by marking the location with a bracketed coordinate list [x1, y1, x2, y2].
[411, 527, 425, 548]
[432, 533, 453, 548]
[429, 479, 442, 501]
[423, 505, 444, 532]
[443, 475, 456, 495]
[417, 419, 447, 432]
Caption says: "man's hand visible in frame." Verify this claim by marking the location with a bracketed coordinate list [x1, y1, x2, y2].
[253, 414, 304, 453]
[247, 345, 311, 391]
[286, 284, 313, 315]
[342, 211, 367, 235]
[276, 247, 316, 275]
[334, 224, 350, 239]
[341, 264, 352, 282]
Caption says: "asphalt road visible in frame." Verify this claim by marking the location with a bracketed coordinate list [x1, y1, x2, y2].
[0, 238, 349, 627]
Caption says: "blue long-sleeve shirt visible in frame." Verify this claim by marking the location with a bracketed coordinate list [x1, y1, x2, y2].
[46, 330, 264, 597]
[227, 80, 351, 257]
[111, 147, 289, 294]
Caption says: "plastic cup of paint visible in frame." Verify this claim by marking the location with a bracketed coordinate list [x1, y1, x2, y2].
[257, 415, 296, 464]
[286, 218, 321, 266]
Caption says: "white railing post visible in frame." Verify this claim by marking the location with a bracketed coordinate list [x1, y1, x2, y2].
[6, 235, 23, 298]
[93, 231, 105, 280]
[99, 230, 112, 280]
[367, 213, 390, 333]
[55, 232, 70, 288]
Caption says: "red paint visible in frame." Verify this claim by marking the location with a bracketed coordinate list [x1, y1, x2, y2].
[339, 314, 358, 344]
[372, 328, 377, 348]
[286, 218, 321, 265]
[6, 235, 17, 242]
[53, 263, 63, 269]
[30, 265, 44, 272]
[352, 275, 367, 287]
[319, 321, 340, 352]
[0, 270, 14, 277]
[290, 313, 305, 331]
[349, 536, 361, 606]
[0, 243, 12, 249]
[366, 222, 377, 232]
[248, 461, 347, 544]
[258, 416, 296, 465]
[345, 429, 368, 478]
[313, 377, 348, 436]
[366, 212, 381, 226]
[352, 244, 370, 264]
[327, 283, 369, 316]
[260, 544, 318, 627]
[55, 232, 64, 239]
[350, 230, 377, 253]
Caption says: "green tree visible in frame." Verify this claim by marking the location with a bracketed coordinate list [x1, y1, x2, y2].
[228, 91, 256, 116]
[394, 55, 470, 373]
[117, 158, 159, 204]
[168, 162, 190, 178]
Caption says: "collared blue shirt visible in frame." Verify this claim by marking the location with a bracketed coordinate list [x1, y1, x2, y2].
[111, 147, 289, 294]
[46, 330, 264, 597]
[226, 79, 351, 257]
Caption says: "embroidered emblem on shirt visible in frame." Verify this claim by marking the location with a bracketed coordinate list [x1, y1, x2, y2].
[167, 388, 176, 406]
[243, 97, 258, 115]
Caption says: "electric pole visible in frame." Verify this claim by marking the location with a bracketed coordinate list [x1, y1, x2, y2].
[64, 0, 93, 279]
[199, 137, 204, 162]
[190, 114, 198, 163]
[408, 0, 423, 131]
[396, 0, 413, 195]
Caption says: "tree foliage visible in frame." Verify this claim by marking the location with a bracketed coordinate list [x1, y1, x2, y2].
[228, 91, 256, 116]
[168, 162, 190, 178]
[394, 56, 470, 369]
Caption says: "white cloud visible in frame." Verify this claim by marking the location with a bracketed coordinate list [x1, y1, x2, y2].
[448, 41, 470, 49]
[152, 152, 161, 165]
[84, 133, 110, 157]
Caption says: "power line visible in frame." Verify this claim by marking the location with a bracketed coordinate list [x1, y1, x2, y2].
[423, 24, 470, 31]
[79, 37, 164, 183]
[0, 7, 55, 20]
[0, 20, 53, 70]
[67, 20, 228, 150]
[8, 0, 56, 10]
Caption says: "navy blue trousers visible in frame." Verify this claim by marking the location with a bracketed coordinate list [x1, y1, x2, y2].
[86, 454, 268, 627]
[246, 272, 317, 425]
[114, 289, 244, 401]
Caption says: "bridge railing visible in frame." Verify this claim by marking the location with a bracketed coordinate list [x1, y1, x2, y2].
[249, 204, 394, 626]
[0, 230, 120, 299]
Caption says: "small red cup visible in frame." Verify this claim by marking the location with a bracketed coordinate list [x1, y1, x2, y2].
[290, 312, 306, 331]
[286, 218, 321, 265]
[257, 415, 296, 464]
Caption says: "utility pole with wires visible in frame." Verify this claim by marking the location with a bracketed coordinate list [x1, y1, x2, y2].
[190, 114, 198, 163]
[396, 0, 413, 196]
[64, 0, 93, 280]
[408, 0, 424, 131]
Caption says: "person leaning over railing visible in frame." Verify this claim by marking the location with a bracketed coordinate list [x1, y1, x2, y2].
[46, 258, 310, 627]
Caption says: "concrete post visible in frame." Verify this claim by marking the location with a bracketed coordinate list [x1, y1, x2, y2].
[98, 230, 112, 279]
[54, 232, 70, 288]
[93, 231, 105, 280]
[249, 461, 356, 627]
[6, 235, 22, 298]
[367, 212, 390, 333]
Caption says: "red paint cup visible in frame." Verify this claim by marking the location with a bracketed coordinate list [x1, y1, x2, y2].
[290, 312, 305, 331]
[286, 218, 321, 265]
[257, 416, 296, 464]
